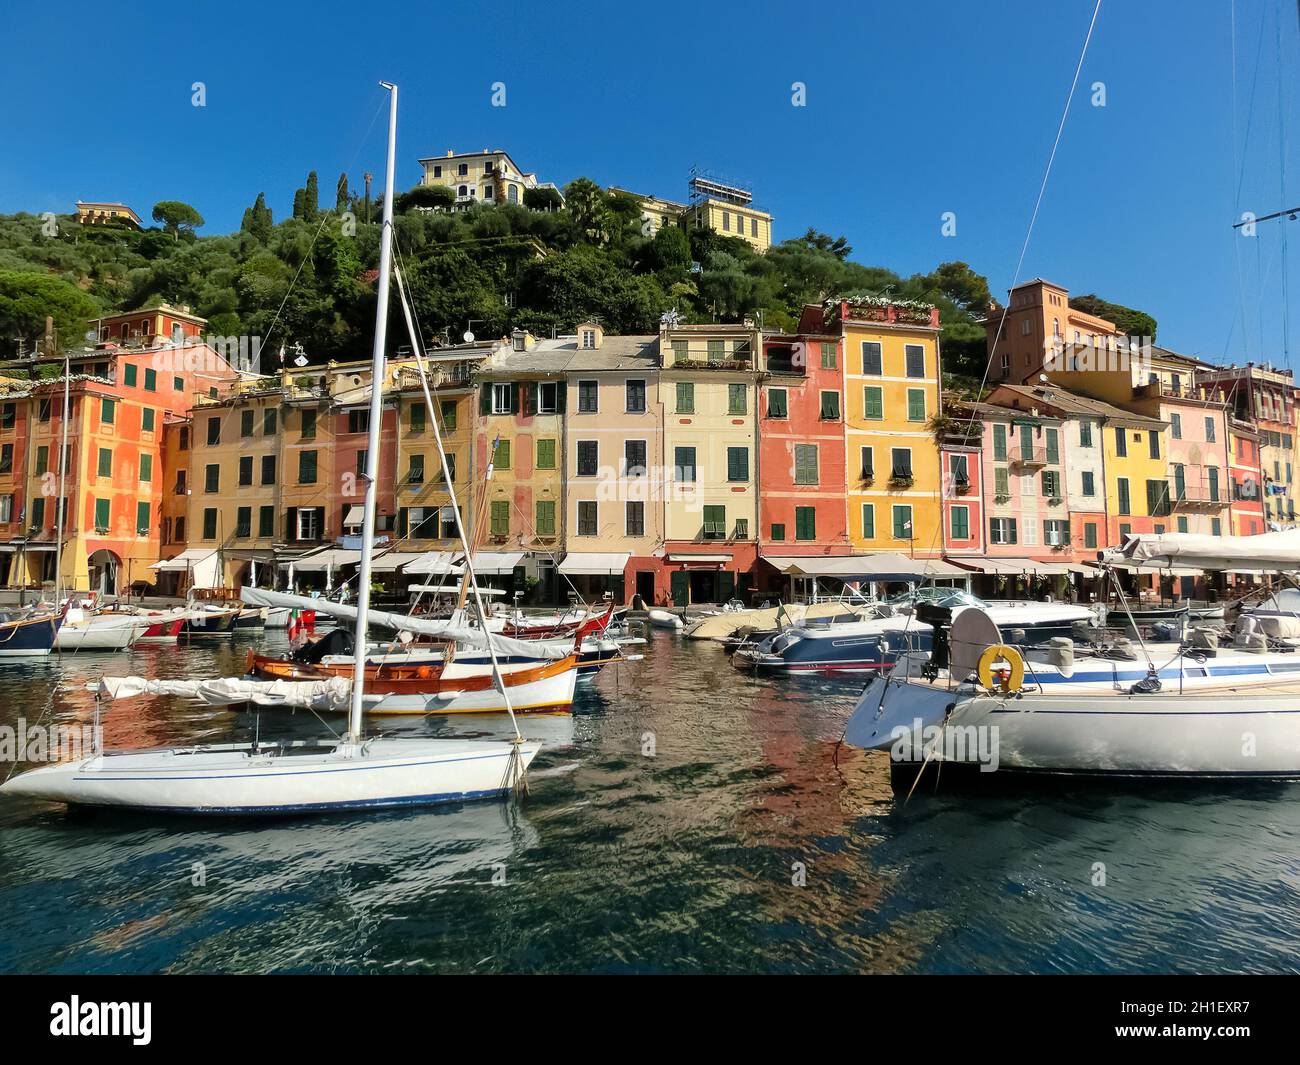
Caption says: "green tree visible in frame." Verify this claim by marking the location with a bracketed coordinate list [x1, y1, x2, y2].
[0, 270, 100, 354]
[335, 173, 349, 212]
[151, 201, 205, 241]
[523, 186, 564, 212]
[1070, 293, 1157, 341]
[564, 177, 613, 243]
[303, 171, 319, 222]
[395, 185, 456, 212]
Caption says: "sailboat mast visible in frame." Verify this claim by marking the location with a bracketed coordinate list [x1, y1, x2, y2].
[346, 80, 399, 743]
[54, 350, 70, 600]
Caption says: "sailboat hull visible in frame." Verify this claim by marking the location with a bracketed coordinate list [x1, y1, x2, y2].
[0, 737, 542, 814]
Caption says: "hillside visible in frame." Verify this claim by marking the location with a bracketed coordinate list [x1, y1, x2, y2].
[0, 178, 995, 375]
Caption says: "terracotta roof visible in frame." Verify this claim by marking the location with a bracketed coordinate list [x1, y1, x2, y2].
[991, 382, 1167, 429]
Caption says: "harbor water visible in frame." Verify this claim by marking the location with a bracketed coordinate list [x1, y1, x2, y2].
[1, 628, 1299, 974]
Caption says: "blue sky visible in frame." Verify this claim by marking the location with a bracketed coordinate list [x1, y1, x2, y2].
[2, 0, 1297, 362]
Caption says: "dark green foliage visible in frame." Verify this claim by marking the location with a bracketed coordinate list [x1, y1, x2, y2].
[394, 185, 455, 212]
[1070, 293, 1158, 341]
[335, 173, 349, 213]
[0, 269, 101, 354]
[151, 201, 205, 240]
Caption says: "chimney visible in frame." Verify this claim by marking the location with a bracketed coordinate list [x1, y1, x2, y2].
[446, 149, 454, 157]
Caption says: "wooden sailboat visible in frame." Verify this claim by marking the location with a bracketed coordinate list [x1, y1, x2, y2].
[0, 82, 541, 813]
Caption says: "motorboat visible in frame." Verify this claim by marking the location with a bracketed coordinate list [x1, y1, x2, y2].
[0, 609, 61, 658]
[648, 609, 684, 630]
[53, 600, 152, 652]
[734, 587, 1098, 674]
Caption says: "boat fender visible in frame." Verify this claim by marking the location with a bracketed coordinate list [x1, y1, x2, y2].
[1129, 672, 1162, 695]
[976, 644, 1024, 693]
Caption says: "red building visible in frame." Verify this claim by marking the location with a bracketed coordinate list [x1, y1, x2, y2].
[939, 403, 987, 560]
[754, 332, 850, 596]
[1229, 418, 1265, 536]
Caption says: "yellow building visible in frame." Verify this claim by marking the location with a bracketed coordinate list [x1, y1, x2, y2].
[810, 297, 942, 556]
[658, 321, 761, 605]
[1099, 410, 1171, 545]
[76, 201, 143, 229]
[608, 188, 687, 236]
[683, 197, 773, 252]
[416, 148, 549, 207]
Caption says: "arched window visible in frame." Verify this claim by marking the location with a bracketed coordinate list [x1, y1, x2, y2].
[507, 184, 518, 203]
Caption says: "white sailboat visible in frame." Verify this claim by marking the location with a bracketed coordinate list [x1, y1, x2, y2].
[0, 82, 541, 813]
[844, 532, 1300, 783]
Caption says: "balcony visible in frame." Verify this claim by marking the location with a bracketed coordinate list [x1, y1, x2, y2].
[1010, 446, 1053, 469]
[1169, 466, 1226, 508]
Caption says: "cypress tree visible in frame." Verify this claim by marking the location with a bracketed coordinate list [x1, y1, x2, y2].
[335, 172, 349, 212]
[304, 171, 319, 222]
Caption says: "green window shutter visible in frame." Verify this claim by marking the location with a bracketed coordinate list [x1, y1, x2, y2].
[259, 506, 275, 537]
[1045, 428, 1059, 463]
[491, 500, 509, 535]
[536, 500, 555, 536]
[124, 364, 138, 387]
[494, 439, 511, 470]
[893, 506, 912, 539]
[1019, 427, 1034, 459]
[994, 468, 1009, 496]
[94, 498, 110, 531]
[795, 507, 816, 541]
[728, 384, 746, 414]
[767, 389, 787, 418]
[677, 381, 694, 413]
[1084, 523, 1098, 549]
[140, 454, 152, 482]
[1079, 421, 1092, 447]
[300, 450, 317, 484]
[536, 439, 555, 469]
[864, 386, 883, 420]
[480, 383, 492, 416]
[820, 342, 837, 369]
[993, 424, 1007, 461]
[144, 368, 157, 391]
[771, 523, 785, 541]
[1118, 479, 1131, 514]
[820, 391, 840, 420]
[241, 409, 254, 436]
[136, 501, 151, 535]
[35, 446, 47, 476]
[142, 408, 155, 432]
[907, 388, 925, 421]
[727, 447, 748, 482]
[795, 444, 819, 485]
[101, 398, 115, 425]
[702, 505, 726, 538]
[951, 507, 969, 540]
[97, 448, 111, 477]
[862, 505, 875, 538]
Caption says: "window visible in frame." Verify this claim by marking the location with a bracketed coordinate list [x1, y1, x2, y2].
[1082, 471, 1096, 496]
[1148, 431, 1160, 459]
[1170, 413, 1182, 440]
[140, 454, 153, 483]
[1044, 519, 1070, 546]
[536, 438, 556, 470]
[861, 342, 883, 375]
[0, 444, 11, 475]
[1079, 420, 1093, 447]
[727, 446, 749, 482]
[198, 507, 219, 540]
[407, 454, 425, 484]
[38, 399, 50, 422]
[235, 506, 251, 538]
[676, 382, 694, 414]
[34, 446, 47, 476]
[674, 447, 696, 482]
[259, 506, 275, 537]
[671, 340, 688, 363]
[299, 450, 318, 485]
[728, 384, 747, 415]
[771, 523, 786, 542]
[861, 504, 875, 539]
[1045, 428, 1059, 464]
[863, 386, 883, 420]
[142, 408, 155, 432]
[1208, 466, 1221, 502]
[90, 498, 110, 533]
[577, 381, 599, 413]
[994, 467, 1009, 497]
[1177, 516, 1189, 533]
[97, 448, 112, 478]
[440, 400, 457, 429]
[626, 501, 645, 536]
[264, 408, 277, 436]
[1042, 470, 1061, 498]
[577, 500, 598, 536]
[794, 444, 818, 485]
[490, 500, 509, 536]
[950, 454, 969, 486]
[819, 342, 837, 369]
[702, 505, 726, 539]
[1115, 428, 1127, 457]
[906, 388, 926, 421]
[625, 440, 647, 477]
[993, 424, 1008, 461]
[206, 415, 220, 445]
[891, 448, 912, 479]
[767, 389, 787, 418]
[124, 364, 138, 387]
[440, 506, 460, 540]
[235, 455, 252, 486]
[1212, 517, 1222, 536]
[1084, 522, 1098, 549]
[442, 453, 457, 482]
[990, 517, 1018, 544]
[1020, 427, 1036, 461]
[1147, 479, 1171, 516]
[297, 507, 323, 541]
[795, 506, 817, 541]
[1117, 477, 1131, 515]
[174, 376, 184, 392]
[577, 441, 598, 476]
[820, 391, 841, 420]
[31, 497, 44, 529]
[102, 398, 116, 425]
[535, 500, 556, 537]
[260, 455, 276, 485]
[707, 340, 725, 362]
[537, 383, 559, 414]
[861, 446, 874, 479]
[241, 409, 254, 437]
[626, 380, 646, 413]
[950, 505, 970, 540]
[201, 463, 218, 493]
[493, 439, 511, 470]
[892, 505, 913, 540]
[144, 368, 157, 392]
[904, 344, 925, 378]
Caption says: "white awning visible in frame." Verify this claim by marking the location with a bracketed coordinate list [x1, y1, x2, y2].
[292, 548, 361, 572]
[468, 551, 525, 574]
[559, 552, 630, 575]
[763, 553, 968, 578]
[343, 505, 365, 526]
[370, 551, 426, 573]
[150, 548, 217, 571]
[403, 551, 464, 575]
[667, 553, 732, 563]
[952, 557, 1072, 576]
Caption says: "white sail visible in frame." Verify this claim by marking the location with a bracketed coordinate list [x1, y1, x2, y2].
[98, 675, 355, 711]
[239, 586, 574, 660]
[1105, 530, 1300, 571]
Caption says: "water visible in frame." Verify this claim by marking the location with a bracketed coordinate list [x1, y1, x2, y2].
[1, 629, 1299, 974]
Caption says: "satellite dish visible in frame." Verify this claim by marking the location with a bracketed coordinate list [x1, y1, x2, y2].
[463, 330, 475, 343]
